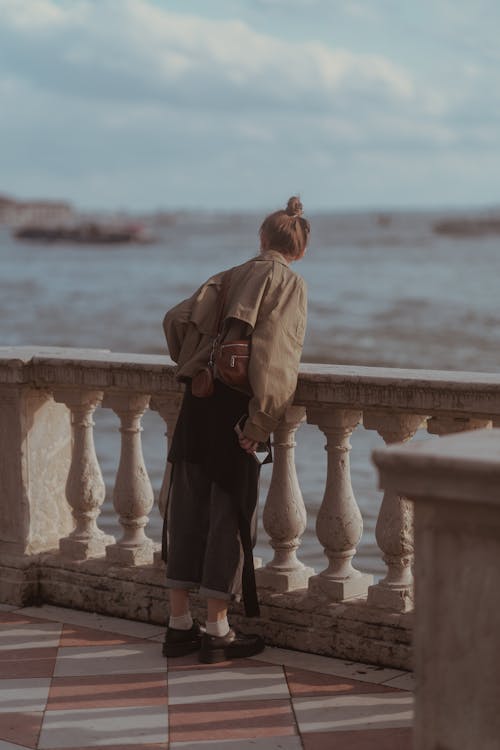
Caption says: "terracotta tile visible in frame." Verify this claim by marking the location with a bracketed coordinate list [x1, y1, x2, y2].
[0, 712, 43, 748]
[0, 740, 33, 750]
[169, 699, 296, 743]
[47, 674, 168, 710]
[0, 613, 51, 626]
[0, 623, 61, 652]
[19, 606, 164, 639]
[40, 745, 168, 750]
[382, 672, 415, 691]
[168, 666, 288, 705]
[54, 643, 166, 678]
[293, 692, 413, 734]
[0, 678, 51, 713]
[0, 648, 58, 679]
[302, 726, 413, 750]
[258, 649, 404, 684]
[285, 667, 401, 698]
[170, 739, 302, 750]
[168, 652, 271, 671]
[59, 625, 147, 648]
[38, 705, 168, 748]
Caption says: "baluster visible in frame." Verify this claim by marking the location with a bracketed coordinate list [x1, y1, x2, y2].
[255, 406, 314, 592]
[53, 389, 114, 559]
[364, 412, 426, 612]
[427, 415, 492, 436]
[306, 408, 372, 600]
[150, 393, 183, 519]
[104, 393, 155, 565]
[150, 392, 183, 566]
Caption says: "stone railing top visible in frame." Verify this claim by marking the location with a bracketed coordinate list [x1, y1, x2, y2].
[2, 346, 500, 417]
[0, 346, 170, 368]
[373, 427, 500, 506]
[300, 362, 500, 388]
[0, 346, 181, 392]
[297, 363, 500, 417]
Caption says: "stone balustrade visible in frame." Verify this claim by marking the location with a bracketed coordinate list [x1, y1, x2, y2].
[2, 345, 500, 669]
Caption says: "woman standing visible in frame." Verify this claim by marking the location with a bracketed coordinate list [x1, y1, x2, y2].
[162, 196, 310, 663]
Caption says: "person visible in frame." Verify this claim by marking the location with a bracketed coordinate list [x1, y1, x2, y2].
[161, 196, 310, 663]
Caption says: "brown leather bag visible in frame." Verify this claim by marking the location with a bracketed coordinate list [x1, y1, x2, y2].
[191, 270, 250, 398]
[215, 339, 250, 389]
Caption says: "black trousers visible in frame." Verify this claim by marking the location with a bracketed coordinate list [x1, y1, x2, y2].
[164, 460, 257, 603]
[162, 380, 267, 616]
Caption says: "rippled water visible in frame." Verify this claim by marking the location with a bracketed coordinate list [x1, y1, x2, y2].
[2, 209, 499, 576]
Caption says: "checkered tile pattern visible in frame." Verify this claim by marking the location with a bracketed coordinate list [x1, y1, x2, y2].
[0, 603, 414, 749]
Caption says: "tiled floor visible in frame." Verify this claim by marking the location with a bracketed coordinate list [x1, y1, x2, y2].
[0, 604, 413, 749]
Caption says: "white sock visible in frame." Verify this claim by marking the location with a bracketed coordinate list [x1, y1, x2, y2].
[206, 617, 230, 637]
[169, 612, 193, 631]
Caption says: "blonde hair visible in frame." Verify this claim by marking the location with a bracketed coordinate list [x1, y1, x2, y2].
[259, 196, 311, 259]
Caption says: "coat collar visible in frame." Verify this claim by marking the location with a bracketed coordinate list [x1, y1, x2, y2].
[253, 250, 290, 267]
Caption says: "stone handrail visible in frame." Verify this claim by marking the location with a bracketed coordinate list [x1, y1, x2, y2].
[2, 345, 500, 666]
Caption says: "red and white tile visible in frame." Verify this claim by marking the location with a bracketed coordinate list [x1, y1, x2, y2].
[0, 605, 414, 749]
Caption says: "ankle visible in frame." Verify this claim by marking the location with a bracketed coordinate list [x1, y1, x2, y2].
[169, 612, 193, 631]
[206, 617, 230, 637]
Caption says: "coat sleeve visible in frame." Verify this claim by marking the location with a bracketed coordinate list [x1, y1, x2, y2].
[243, 275, 307, 443]
[162, 295, 194, 363]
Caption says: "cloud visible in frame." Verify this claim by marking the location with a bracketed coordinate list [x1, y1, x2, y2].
[0, 0, 499, 209]
[0, 0, 415, 112]
[0, 0, 70, 29]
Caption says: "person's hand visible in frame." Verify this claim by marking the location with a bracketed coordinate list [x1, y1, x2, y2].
[238, 434, 258, 455]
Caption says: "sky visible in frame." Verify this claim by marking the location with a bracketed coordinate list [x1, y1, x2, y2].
[1, 0, 499, 212]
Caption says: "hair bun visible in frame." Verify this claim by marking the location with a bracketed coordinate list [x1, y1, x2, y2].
[285, 196, 303, 217]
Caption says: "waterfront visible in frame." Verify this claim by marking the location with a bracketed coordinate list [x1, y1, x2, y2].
[2, 209, 499, 575]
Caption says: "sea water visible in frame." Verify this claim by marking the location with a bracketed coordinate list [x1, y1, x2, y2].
[2, 210, 499, 575]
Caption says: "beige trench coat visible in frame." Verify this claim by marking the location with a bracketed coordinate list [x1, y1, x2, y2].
[163, 250, 307, 442]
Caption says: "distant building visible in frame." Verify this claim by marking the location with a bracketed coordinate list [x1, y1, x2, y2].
[0, 193, 74, 226]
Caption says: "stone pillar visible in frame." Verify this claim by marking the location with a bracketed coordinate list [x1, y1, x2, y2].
[0, 386, 73, 556]
[255, 406, 314, 592]
[373, 428, 500, 750]
[53, 389, 114, 560]
[104, 393, 155, 565]
[364, 412, 426, 612]
[306, 408, 372, 600]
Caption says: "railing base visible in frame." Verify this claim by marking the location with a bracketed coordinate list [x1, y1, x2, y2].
[0, 554, 41, 608]
[105, 540, 157, 566]
[308, 570, 374, 601]
[0, 551, 412, 670]
[60, 534, 116, 562]
[255, 565, 315, 593]
[367, 581, 414, 613]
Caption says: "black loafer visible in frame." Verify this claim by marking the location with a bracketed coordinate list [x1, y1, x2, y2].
[162, 620, 205, 657]
[199, 628, 265, 664]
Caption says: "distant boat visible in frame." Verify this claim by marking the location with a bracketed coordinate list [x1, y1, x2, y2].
[433, 216, 500, 238]
[14, 221, 154, 244]
[376, 213, 392, 227]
